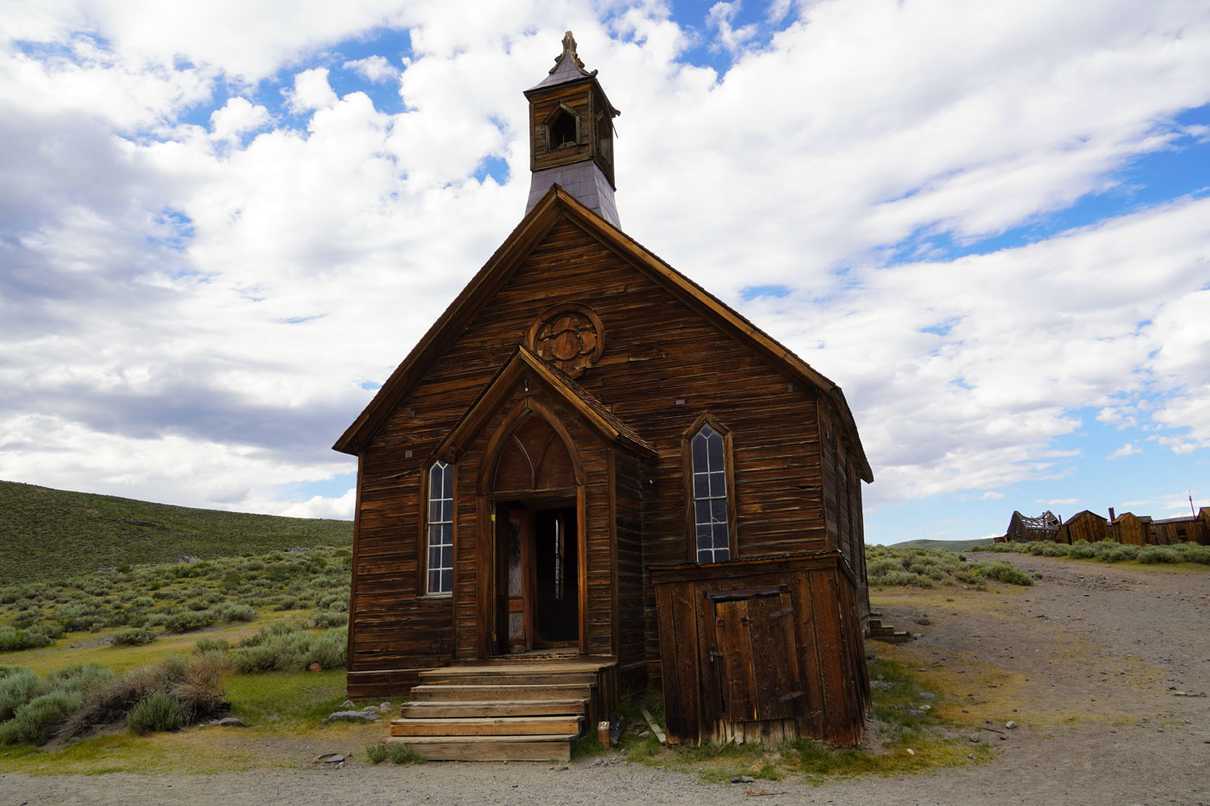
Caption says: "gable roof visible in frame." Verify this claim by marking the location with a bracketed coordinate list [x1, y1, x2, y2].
[1067, 509, 1107, 523]
[434, 345, 656, 461]
[333, 185, 873, 482]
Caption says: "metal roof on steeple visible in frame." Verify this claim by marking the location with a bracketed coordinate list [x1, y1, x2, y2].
[529, 31, 594, 91]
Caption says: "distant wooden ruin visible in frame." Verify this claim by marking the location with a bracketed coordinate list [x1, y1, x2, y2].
[1001, 505, 1209, 546]
[334, 33, 873, 761]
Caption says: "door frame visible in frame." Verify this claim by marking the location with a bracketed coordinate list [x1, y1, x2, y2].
[477, 399, 589, 658]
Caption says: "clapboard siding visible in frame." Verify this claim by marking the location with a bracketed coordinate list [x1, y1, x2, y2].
[346, 210, 867, 696]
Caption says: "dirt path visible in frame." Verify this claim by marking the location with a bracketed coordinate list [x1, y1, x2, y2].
[3, 555, 1208, 805]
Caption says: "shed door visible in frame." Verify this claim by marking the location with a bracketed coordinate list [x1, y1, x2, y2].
[711, 589, 802, 723]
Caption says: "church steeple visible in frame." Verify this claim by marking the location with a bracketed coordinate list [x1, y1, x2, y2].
[524, 32, 621, 227]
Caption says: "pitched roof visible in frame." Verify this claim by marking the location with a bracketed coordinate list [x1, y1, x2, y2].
[333, 185, 873, 482]
[1067, 509, 1107, 522]
[434, 345, 656, 460]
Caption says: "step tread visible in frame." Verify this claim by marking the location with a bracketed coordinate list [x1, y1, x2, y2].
[389, 733, 577, 744]
[392, 715, 581, 725]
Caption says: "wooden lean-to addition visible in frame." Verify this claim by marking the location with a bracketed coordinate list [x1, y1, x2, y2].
[333, 32, 874, 760]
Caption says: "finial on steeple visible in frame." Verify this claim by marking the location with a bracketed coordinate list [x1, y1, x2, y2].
[551, 31, 586, 74]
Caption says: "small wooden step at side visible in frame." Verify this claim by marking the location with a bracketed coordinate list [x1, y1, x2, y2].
[408, 683, 593, 702]
[391, 714, 581, 737]
[387, 734, 574, 762]
[400, 699, 587, 719]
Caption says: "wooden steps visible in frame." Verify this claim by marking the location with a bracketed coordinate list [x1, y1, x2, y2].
[400, 699, 587, 718]
[409, 682, 594, 701]
[867, 613, 911, 644]
[388, 658, 614, 761]
[387, 734, 576, 762]
[391, 714, 581, 737]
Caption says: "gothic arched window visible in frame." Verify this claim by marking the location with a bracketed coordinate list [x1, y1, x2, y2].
[688, 420, 734, 563]
[425, 461, 454, 594]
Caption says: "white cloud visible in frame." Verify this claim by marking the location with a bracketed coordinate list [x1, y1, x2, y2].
[343, 55, 399, 83]
[275, 488, 357, 519]
[1, 1, 1210, 518]
[1040, 498, 1079, 507]
[1109, 442, 1142, 460]
[707, 2, 759, 55]
[209, 97, 271, 141]
[287, 67, 339, 113]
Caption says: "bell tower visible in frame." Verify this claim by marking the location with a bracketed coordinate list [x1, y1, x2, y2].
[524, 32, 621, 227]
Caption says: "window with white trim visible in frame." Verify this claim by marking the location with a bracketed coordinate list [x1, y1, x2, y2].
[691, 425, 730, 563]
[426, 461, 454, 594]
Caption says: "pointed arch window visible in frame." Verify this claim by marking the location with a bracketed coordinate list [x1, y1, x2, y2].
[425, 461, 454, 595]
[686, 418, 736, 563]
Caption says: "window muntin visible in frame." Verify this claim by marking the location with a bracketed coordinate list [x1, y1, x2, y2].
[426, 461, 454, 594]
[691, 425, 730, 563]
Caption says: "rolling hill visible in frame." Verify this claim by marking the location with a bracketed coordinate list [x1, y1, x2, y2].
[891, 537, 998, 552]
[0, 480, 352, 583]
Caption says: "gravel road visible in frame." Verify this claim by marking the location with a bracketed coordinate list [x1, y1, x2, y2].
[3, 554, 1208, 805]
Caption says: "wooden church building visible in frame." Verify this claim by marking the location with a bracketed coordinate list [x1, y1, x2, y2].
[335, 33, 873, 761]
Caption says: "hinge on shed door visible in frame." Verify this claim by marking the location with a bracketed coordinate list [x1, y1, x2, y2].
[708, 647, 722, 663]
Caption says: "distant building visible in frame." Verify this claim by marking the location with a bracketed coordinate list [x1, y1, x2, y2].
[1004, 510, 1062, 543]
[1058, 510, 1109, 544]
[1146, 511, 1209, 546]
[1111, 512, 1152, 546]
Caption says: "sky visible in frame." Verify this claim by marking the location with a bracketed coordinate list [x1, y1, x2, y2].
[1, 1, 1208, 544]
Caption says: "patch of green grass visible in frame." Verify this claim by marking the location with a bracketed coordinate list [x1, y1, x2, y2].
[224, 670, 348, 727]
[366, 741, 423, 764]
[572, 731, 607, 759]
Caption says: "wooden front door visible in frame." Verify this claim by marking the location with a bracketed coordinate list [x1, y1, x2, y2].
[709, 588, 802, 723]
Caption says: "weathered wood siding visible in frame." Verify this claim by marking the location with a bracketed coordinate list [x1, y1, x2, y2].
[652, 554, 868, 747]
[1147, 518, 1206, 546]
[613, 451, 648, 686]
[1058, 511, 1108, 544]
[1112, 513, 1149, 546]
[348, 213, 861, 695]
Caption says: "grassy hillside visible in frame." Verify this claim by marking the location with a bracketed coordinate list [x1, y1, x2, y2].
[891, 537, 997, 552]
[0, 481, 352, 583]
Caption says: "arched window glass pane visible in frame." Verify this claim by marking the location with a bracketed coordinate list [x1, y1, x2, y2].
[426, 461, 454, 594]
[691, 425, 730, 563]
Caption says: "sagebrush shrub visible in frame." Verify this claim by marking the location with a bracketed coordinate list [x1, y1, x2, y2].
[1139, 547, 1180, 564]
[0, 690, 83, 744]
[127, 691, 185, 734]
[111, 628, 157, 647]
[975, 562, 1034, 586]
[0, 668, 40, 721]
[0, 627, 53, 652]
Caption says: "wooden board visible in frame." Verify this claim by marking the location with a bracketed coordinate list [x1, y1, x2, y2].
[387, 734, 573, 762]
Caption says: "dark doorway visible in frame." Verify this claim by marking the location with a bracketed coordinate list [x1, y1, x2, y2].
[492, 500, 578, 654]
[533, 506, 578, 644]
